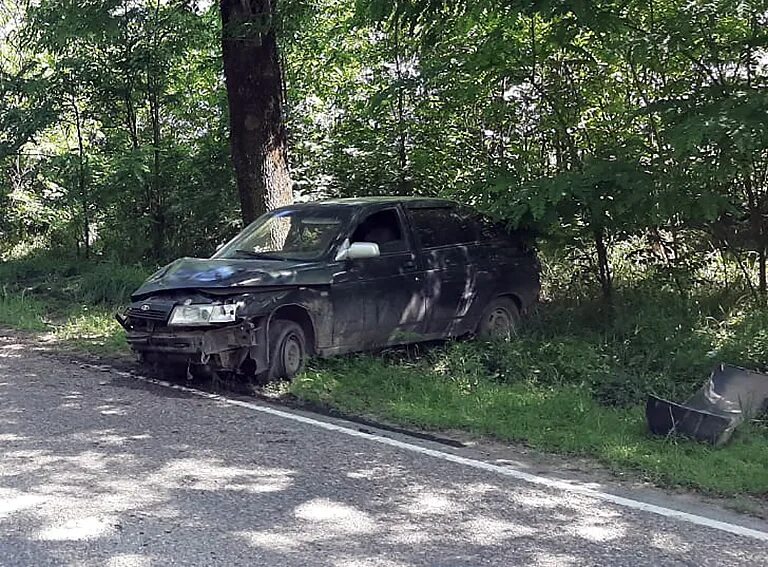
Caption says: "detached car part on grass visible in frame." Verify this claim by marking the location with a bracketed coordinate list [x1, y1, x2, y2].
[646, 364, 768, 446]
[117, 197, 541, 382]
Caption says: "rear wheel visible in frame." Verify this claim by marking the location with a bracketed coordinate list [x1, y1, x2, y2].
[264, 320, 307, 381]
[477, 297, 520, 340]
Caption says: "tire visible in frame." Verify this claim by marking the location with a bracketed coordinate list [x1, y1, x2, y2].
[265, 320, 308, 381]
[477, 297, 520, 340]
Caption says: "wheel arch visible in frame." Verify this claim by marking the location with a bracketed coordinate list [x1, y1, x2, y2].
[268, 304, 317, 355]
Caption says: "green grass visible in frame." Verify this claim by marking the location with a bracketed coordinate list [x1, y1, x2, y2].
[291, 353, 768, 496]
[0, 289, 48, 331]
[288, 285, 768, 497]
[54, 307, 129, 356]
[0, 293, 130, 356]
[0, 252, 146, 356]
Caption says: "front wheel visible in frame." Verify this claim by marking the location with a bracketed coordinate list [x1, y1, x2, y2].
[264, 320, 308, 381]
[477, 297, 520, 340]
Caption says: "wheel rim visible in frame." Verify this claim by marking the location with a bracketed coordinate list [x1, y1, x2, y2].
[282, 333, 303, 375]
[486, 307, 514, 337]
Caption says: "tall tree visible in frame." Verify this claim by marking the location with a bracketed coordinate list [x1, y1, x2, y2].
[220, 0, 293, 224]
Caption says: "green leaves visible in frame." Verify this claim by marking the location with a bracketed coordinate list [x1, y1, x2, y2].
[0, 64, 57, 158]
[1, 0, 767, 300]
[487, 158, 654, 235]
[0, 0, 233, 260]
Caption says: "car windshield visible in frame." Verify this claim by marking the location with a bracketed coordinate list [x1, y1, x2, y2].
[214, 207, 350, 261]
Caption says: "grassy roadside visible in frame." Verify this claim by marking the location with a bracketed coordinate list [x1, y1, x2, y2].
[288, 290, 768, 498]
[291, 353, 768, 497]
[0, 289, 132, 355]
[1, 253, 767, 498]
[0, 255, 147, 356]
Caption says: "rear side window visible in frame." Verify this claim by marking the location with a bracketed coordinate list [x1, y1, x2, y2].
[408, 207, 477, 248]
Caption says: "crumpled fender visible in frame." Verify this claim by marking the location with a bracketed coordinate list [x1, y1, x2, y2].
[237, 289, 294, 318]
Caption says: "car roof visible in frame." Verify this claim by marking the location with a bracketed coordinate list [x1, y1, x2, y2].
[279, 196, 455, 210]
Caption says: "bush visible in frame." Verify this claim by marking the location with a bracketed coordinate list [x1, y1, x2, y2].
[4, 248, 768, 410]
[78, 264, 151, 305]
[0, 252, 151, 306]
[394, 283, 768, 409]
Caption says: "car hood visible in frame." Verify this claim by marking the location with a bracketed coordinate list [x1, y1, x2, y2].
[132, 256, 334, 299]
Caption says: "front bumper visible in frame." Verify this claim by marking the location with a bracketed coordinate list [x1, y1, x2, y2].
[119, 314, 268, 374]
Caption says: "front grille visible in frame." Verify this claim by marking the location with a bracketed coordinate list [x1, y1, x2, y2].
[126, 301, 175, 322]
[127, 307, 168, 321]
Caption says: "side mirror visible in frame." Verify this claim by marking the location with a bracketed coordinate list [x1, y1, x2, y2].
[337, 242, 380, 261]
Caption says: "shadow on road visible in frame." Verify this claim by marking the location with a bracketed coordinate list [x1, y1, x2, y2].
[0, 333, 762, 566]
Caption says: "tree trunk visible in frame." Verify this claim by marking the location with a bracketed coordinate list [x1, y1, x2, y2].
[73, 96, 89, 260]
[744, 174, 766, 298]
[220, 0, 293, 225]
[148, 72, 164, 260]
[146, 0, 166, 260]
[594, 228, 612, 300]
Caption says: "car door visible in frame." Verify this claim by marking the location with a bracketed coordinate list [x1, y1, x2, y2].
[473, 213, 541, 311]
[330, 207, 427, 350]
[406, 206, 480, 337]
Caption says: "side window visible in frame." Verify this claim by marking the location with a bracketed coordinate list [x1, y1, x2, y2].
[408, 207, 477, 249]
[350, 209, 407, 254]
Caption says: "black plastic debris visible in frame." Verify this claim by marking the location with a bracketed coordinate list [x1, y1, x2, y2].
[646, 363, 768, 446]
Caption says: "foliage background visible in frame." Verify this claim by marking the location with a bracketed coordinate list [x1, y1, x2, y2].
[1, 0, 765, 296]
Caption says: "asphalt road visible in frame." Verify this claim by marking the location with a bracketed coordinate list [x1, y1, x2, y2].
[1, 335, 767, 566]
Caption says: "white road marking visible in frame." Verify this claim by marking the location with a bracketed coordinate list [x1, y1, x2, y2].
[119, 370, 768, 543]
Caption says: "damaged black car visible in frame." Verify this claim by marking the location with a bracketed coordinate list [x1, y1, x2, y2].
[117, 197, 541, 382]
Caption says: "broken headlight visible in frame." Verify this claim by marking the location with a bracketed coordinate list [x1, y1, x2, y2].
[168, 303, 242, 326]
